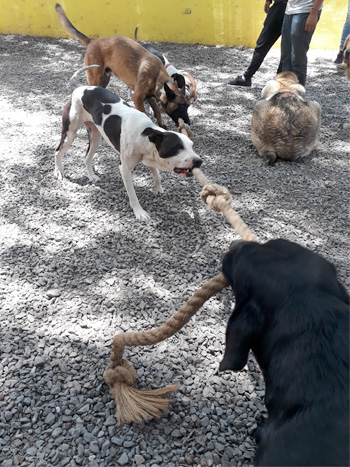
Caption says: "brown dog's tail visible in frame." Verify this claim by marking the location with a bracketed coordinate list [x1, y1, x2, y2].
[55, 3, 91, 47]
[69, 65, 99, 91]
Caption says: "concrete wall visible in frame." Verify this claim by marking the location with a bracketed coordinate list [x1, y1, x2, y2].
[0, 0, 347, 50]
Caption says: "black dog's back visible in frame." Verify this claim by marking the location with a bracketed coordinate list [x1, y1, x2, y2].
[220, 239, 349, 466]
[134, 25, 165, 64]
[141, 44, 165, 65]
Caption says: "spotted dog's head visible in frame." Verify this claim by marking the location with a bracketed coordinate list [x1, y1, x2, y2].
[182, 72, 197, 104]
[142, 127, 202, 175]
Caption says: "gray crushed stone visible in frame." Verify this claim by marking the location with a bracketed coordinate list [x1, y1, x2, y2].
[0, 34, 349, 467]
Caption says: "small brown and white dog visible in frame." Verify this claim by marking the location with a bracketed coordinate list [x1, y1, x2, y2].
[251, 72, 321, 165]
[134, 25, 197, 104]
[55, 66, 202, 220]
[134, 25, 196, 126]
[55, 3, 190, 129]
[342, 34, 350, 81]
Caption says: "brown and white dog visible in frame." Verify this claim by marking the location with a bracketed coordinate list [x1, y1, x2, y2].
[342, 34, 350, 81]
[55, 3, 189, 129]
[134, 25, 196, 125]
[54, 66, 202, 220]
[251, 72, 321, 165]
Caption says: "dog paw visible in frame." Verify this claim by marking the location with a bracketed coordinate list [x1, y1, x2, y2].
[88, 173, 101, 183]
[54, 169, 64, 180]
[154, 185, 164, 195]
[133, 207, 151, 221]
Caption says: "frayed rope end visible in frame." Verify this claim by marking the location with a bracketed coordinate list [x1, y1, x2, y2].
[104, 359, 179, 424]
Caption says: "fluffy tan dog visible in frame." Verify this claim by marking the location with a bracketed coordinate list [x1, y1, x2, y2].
[251, 72, 321, 165]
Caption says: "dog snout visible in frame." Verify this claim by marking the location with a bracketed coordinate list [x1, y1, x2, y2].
[192, 157, 202, 168]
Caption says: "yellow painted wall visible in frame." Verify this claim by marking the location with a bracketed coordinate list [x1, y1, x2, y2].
[0, 0, 347, 50]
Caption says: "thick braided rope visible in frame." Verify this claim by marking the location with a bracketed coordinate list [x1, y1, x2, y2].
[104, 273, 228, 423]
[177, 118, 193, 138]
[104, 152, 258, 423]
[193, 168, 258, 243]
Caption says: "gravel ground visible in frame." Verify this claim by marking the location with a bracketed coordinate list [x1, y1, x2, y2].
[0, 34, 349, 467]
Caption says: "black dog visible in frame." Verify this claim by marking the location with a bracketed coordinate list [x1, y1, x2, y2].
[220, 239, 349, 466]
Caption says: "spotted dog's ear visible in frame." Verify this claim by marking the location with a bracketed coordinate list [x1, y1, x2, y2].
[172, 73, 186, 90]
[142, 127, 164, 150]
[219, 300, 263, 372]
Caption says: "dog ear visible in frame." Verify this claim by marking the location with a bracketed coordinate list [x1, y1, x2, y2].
[172, 73, 186, 90]
[141, 127, 164, 150]
[164, 82, 176, 101]
[219, 300, 263, 372]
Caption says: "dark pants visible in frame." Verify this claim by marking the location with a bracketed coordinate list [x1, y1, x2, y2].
[245, 2, 287, 80]
[281, 11, 321, 86]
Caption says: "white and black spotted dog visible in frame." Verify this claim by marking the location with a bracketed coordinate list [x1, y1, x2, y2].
[55, 65, 202, 220]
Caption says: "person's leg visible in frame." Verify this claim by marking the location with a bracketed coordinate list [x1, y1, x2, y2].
[290, 12, 320, 86]
[335, 1, 350, 62]
[245, 2, 287, 79]
[340, 1, 350, 50]
[281, 13, 293, 72]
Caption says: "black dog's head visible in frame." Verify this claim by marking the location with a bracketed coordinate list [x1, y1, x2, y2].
[219, 239, 349, 373]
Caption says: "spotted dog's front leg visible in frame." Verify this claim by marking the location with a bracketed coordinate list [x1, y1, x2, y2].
[119, 164, 150, 220]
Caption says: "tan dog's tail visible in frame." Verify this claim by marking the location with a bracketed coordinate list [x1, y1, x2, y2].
[55, 3, 91, 47]
[70, 65, 99, 91]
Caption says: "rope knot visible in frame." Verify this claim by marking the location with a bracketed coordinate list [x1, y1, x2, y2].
[177, 118, 193, 139]
[201, 184, 232, 212]
[103, 358, 137, 387]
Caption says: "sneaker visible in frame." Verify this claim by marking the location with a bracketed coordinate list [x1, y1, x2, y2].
[334, 51, 343, 64]
[228, 75, 252, 87]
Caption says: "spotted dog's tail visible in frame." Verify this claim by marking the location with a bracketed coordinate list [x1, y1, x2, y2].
[69, 65, 100, 91]
[55, 3, 91, 47]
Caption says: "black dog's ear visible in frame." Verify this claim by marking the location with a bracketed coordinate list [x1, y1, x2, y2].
[172, 73, 186, 90]
[142, 127, 164, 150]
[219, 300, 263, 372]
[164, 82, 176, 101]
